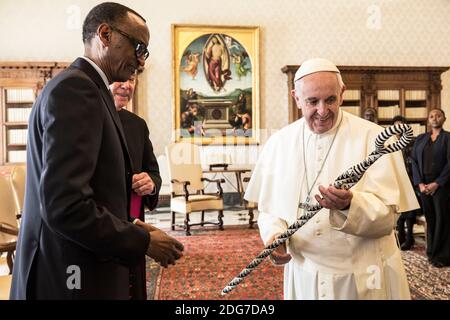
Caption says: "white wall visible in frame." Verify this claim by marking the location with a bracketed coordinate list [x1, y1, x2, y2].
[1, 0, 449, 163]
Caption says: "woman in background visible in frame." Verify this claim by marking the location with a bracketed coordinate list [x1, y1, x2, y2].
[411, 108, 450, 267]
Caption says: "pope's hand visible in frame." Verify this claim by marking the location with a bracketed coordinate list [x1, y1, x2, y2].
[316, 185, 353, 210]
[266, 233, 291, 266]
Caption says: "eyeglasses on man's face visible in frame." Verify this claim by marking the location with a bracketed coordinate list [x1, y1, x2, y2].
[110, 26, 149, 60]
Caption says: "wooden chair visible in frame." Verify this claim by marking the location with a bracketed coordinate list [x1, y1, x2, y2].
[0, 174, 19, 274]
[166, 143, 225, 236]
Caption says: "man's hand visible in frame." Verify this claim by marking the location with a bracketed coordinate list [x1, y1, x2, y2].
[425, 182, 439, 196]
[134, 219, 160, 233]
[132, 172, 155, 196]
[266, 233, 291, 266]
[135, 220, 183, 268]
[146, 230, 184, 268]
[419, 183, 427, 194]
[315, 185, 353, 210]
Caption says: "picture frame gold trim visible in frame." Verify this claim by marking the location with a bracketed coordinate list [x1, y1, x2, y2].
[172, 24, 260, 145]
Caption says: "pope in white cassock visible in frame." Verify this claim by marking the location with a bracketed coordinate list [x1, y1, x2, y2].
[244, 58, 419, 300]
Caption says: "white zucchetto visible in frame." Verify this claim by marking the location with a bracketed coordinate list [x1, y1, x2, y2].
[294, 58, 340, 82]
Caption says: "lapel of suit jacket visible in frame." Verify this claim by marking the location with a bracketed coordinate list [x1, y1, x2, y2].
[118, 109, 140, 172]
[70, 58, 134, 173]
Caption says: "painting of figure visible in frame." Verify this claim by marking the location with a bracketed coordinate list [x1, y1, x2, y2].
[203, 34, 232, 92]
[232, 51, 251, 80]
[181, 51, 201, 80]
[173, 25, 259, 144]
[229, 92, 252, 136]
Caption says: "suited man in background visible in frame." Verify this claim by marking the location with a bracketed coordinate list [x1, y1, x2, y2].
[392, 116, 421, 250]
[11, 2, 183, 299]
[110, 73, 162, 299]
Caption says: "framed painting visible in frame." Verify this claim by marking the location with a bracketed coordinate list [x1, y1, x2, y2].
[172, 24, 260, 145]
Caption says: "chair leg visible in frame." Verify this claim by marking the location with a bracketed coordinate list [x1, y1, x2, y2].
[171, 211, 175, 230]
[218, 210, 224, 230]
[248, 208, 254, 229]
[201, 211, 205, 226]
[185, 213, 191, 236]
[6, 251, 14, 275]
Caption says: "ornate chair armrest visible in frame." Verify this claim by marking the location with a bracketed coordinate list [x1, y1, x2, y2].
[201, 177, 225, 184]
[171, 179, 191, 201]
[0, 222, 19, 236]
[201, 178, 225, 197]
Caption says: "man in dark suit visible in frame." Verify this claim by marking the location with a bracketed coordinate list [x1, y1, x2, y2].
[11, 2, 183, 299]
[111, 73, 161, 214]
[392, 116, 421, 251]
[110, 73, 162, 299]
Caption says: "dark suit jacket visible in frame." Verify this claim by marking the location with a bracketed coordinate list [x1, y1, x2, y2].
[118, 109, 161, 300]
[118, 109, 161, 217]
[10, 58, 150, 300]
[411, 130, 450, 187]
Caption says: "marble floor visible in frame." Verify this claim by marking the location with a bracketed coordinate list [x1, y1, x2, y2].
[146, 205, 259, 231]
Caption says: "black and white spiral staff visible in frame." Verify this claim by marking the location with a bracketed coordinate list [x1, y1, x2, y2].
[221, 123, 413, 296]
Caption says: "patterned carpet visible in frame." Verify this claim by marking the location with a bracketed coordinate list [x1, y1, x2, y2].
[401, 245, 450, 300]
[147, 226, 449, 300]
[148, 225, 283, 300]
